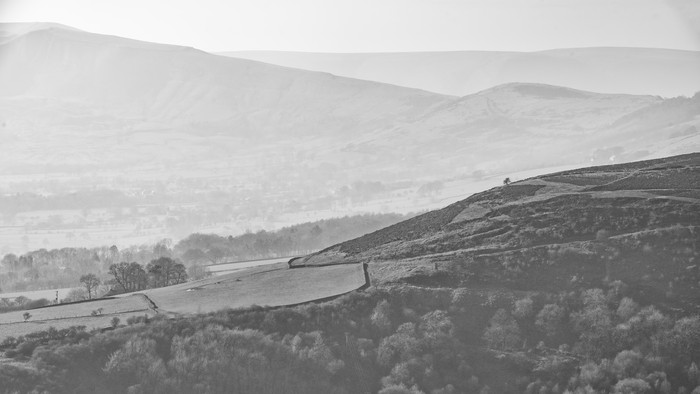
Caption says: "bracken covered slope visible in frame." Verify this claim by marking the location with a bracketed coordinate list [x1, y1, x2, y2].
[293, 153, 700, 312]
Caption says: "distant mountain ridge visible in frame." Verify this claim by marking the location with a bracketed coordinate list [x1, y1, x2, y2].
[1, 23, 698, 180]
[221, 48, 700, 98]
[0, 23, 447, 133]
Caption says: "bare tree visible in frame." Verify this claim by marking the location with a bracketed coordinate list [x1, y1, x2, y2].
[172, 263, 188, 284]
[80, 274, 101, 299]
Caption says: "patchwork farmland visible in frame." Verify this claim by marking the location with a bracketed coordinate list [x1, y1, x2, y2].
[0, 263, 367, 341]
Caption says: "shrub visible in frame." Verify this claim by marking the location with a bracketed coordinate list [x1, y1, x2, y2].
[103, 337, 168, 393]
[613, 378, 651, 394]
[612, 350, 643, 379]
[535, 304, 566, 338]
[483, 309, 522, 350]
[513, 297, 535, 320]
[371, 300, 394, 333]
[616, 298, 639, 321]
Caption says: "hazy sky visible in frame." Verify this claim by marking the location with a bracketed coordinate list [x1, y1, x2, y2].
[0, 0, 698, 52]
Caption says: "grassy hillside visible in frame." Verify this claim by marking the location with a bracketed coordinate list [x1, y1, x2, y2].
[294, 153, 700, 311]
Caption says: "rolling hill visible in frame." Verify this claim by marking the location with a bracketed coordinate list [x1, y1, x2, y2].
[222, 48, 700, 98]
[293, 153, 700, 312]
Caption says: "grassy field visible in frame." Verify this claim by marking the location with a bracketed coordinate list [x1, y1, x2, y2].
[0, 295, 150, 325]
[0, 295, 154, 340]
[205, 257, 291, 276]
[0, 263, 366, 340]
[0, 310, 157, 340]
[132, 262, 366, 314]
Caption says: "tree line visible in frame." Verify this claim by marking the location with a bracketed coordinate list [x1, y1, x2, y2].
[107, 257, 187, 294]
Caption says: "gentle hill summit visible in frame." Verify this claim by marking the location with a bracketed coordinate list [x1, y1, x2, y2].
[221, 48, 700, 97]
[293, 153, 700, 312]
[0, 22, 448, 135]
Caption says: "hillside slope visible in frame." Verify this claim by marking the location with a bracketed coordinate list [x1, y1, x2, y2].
[222, 47, 700, 97]
[0, 23, 448, 139]
[293, 153, 700, 311]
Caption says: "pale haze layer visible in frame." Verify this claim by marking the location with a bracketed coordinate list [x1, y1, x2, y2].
[0, 0, 698, 52]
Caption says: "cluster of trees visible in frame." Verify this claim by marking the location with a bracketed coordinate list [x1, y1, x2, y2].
[479, 283, 700, 393]
[107, 257, 187, 294]
[4, 281, 697, 393]
[0, 244, 157, 294]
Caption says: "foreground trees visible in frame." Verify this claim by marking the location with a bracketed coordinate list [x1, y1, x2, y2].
[1, 283, 700, 393]
[482, 309, 522, 350]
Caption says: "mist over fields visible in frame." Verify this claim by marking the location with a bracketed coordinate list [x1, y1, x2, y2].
[1, 22, 699, 254]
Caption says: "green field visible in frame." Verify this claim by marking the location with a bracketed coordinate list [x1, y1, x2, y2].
[0, 263, 366, 341]
[132, 262, 366, 314]
[0, 295, 153, 340]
